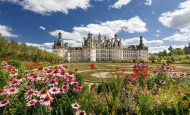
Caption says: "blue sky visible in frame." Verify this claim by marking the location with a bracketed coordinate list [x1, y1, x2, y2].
[0, 0, 190, 53]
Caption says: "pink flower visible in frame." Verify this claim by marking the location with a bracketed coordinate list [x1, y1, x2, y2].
[47, 79, 58, 86]
[160, 80, 166, 84]
[71, 103, 80, 109]
[0, 98, 9, 107]
[62, 85, 69, 91]
[73, 87, 80, 92]
[9, 72, 18, 77]
[49, 87, 60, 95]
[24, 89, 38, 100]
[59, 88, 65, 94]
[172, 79, 176, 82]
[76, 110, 86, 115]
[11, 79, 21, 86]
[26, 99, 38, 106]
[31, 74, 41, 81]
[37, 88, 50, 99]
[52, 69, 61, 76]
[39, 96, 54, 106]
[0, 89, 7, 96]
[7, 88, 18, 94]
[76, 83, 83, 89]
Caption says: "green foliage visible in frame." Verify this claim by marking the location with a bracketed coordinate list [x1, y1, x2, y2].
[171, 56, 176, 62]
[75, 73, 84, 84]
[152, 59, 155, 63]
[166, 60, 172, 63]
[96, 82, 115, 94]
[185, 55, 190, 59]
[0, 33, 63, 62]
[133, 59, 137, 63]
[7, 60, 21, 68]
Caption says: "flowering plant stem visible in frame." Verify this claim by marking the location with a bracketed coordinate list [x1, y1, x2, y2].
[95, 67, 123, 115]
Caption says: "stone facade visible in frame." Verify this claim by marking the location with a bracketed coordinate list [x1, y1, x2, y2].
[52, 32, 149, 62]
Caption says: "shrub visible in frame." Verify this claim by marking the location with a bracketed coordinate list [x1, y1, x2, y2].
[167, 60, 172, 63]
[133, 59, 137, 63]
[152, 59, 155, 63]
[7, 60, 21, 68]
[185, 55, 190, 59]
[171, 56, 176, 62]
[141, 60, 144, 63]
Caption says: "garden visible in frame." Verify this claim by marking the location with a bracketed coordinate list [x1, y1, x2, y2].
[0, 59, 190, 115]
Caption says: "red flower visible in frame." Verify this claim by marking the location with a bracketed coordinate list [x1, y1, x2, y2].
[90, 64, 96, 69]
[141, 70, 148, 75]
[121, 69, 126, 72]
[116, 67, 119, 70]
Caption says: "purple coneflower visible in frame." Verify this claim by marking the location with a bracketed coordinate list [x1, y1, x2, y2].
[47, 79, 58, 86]
[31, 74, 41, 81]
[62, 85, 69, 91]
[26, 99, 38, 106]
[0, 89, 6, 96]
[7, 87, 18, 94]
[59, 88, 65, 94]
[24, 89, 38, 100]
[48, 87, 60, 95]
[76, 110, 86, 115]
[0, 98, 9, 107]
[39, 96, 53, 106]
[160, 80, 166, 84]
[71, 103, 80, 109]
[9, 72, 18, 77]
[38, 88, 50, 99]
[76, 83, 83, 89]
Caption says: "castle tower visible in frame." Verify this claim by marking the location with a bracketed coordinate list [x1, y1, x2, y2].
[115, 34, 117, 41]
[140, 36, 143, 44]
[59, 32, 62, 39]
[98, 32, 101, 42]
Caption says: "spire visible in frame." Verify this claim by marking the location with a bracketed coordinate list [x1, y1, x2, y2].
[59, 32, 62, 39]
[140, 36, 143, 44]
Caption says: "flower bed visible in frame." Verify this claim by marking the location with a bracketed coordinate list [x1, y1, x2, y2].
[0, 60, 190, 115]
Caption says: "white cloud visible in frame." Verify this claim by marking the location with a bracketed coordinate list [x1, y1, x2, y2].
[152, 11, 154, 14]
[121, 37, 163, 46]
[1, 0, 91, 15]
[108, 0, 131, 9]
[39, 26, 45, 30]
[144, 0, 152, 5]
[156, 30, 160, 32]
[0, 11, 2, 13]
[25, 42, 53, 52]
[81, 24, 84, 27]
[49, 16, 147, 43]
[0, 25, 18, 37]
[130, 9, 133, 11]
[156, 34, 159, 36]
[163, 33, 190, 42]
[158, 0, 190, 30]
[94, 0, 103, 1]
[148, 45, 186, 53]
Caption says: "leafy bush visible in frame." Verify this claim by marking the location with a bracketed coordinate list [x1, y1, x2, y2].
[171, 56, 176, 62]
[141, 60, 144, 63]
[7, 60, 21, 68]
[152, 59, 155, 63]
[185, 55, 190, 59]
[133, 59, 137, 63]
[167, 60, 172, 63]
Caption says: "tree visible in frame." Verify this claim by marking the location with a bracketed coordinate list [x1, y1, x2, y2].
[10, 39, 21, 59]
[0, 34, 12, 60]
[18, 42, 31, 61]
[163, 50, 168, 56]
[168, 46, 173, 53]
[176, 48, 184, 55]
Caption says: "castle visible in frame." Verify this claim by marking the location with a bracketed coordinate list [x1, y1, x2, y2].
[52, 32, 149, 62]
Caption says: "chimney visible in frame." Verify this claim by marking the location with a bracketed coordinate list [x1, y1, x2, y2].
[104, 36, 106, 42]
[140, 36, 143, 44]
